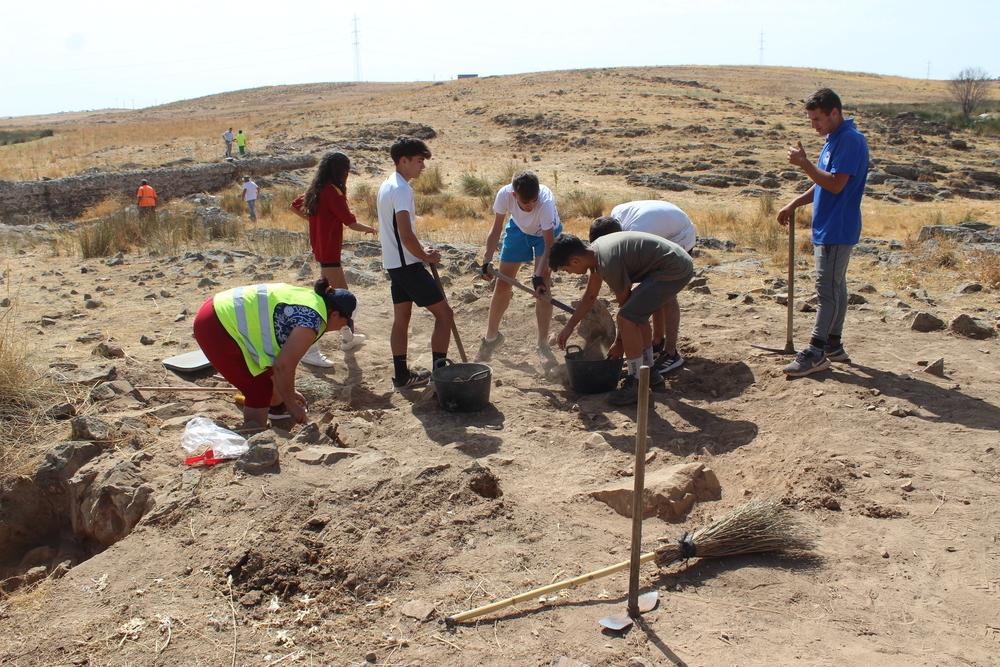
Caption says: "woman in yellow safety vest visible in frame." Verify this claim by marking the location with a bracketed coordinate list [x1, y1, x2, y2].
[193, 277, 356, 426]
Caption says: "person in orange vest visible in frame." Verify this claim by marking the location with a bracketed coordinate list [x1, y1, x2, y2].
[136, 180, 157, 220]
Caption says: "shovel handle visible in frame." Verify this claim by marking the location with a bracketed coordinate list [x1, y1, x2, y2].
[486, 266, 575, 314]
[430, 264, 468, 363]
[446, 551, 659, 625]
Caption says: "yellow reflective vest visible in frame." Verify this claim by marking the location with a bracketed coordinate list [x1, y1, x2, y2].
[213, 283, 327, 376]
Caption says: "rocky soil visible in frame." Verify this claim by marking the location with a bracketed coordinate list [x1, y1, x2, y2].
[0, 223, 998, 666]
[1, 65, 1000, 667]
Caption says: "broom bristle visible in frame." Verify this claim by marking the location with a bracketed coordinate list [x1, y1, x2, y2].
[654, 498, 813, 569]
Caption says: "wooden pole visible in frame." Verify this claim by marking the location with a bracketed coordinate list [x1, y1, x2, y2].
[430, 264, 468, 363]
[446, 552, 658, 625]
[627, 365, 651, 616]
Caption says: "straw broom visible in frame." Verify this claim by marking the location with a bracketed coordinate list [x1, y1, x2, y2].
[445, 498, 813, 625]
[654, 496, 813, 568]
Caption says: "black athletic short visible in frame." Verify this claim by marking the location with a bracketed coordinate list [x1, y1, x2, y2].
[387, 262, 445, 307]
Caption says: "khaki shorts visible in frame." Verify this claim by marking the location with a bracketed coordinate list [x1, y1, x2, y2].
[618, 273, 692, 325]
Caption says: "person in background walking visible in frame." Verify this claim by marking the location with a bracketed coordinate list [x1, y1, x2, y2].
[241, 175, 259, 222]
[136, 179, 157, 220]
[222, 127, 234, 158]
[236, 130, 247, 156]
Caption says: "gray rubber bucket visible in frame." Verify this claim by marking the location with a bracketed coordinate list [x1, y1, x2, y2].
[564, 344, 623, 394]
[432, 360, 492, 412]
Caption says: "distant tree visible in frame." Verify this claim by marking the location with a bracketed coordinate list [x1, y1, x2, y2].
[949, 67, 992, 115]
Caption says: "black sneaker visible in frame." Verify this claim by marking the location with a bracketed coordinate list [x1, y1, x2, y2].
[392, 370, 431, 392]
[607, 375, 647, 406]
[824, 343, 850, 362]
[268, 402, 290, 420]
[656, 351, 685, 373]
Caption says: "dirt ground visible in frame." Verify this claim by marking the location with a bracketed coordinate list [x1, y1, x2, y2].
[1, 66, 1000, 667]
[0, 231, 997, 667]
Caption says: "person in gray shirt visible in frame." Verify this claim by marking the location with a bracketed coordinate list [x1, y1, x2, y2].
[549, 232, 693, 405]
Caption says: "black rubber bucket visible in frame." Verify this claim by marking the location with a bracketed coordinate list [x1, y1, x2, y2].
[564, 344, 623, 394]
[433, 360, 493, 412]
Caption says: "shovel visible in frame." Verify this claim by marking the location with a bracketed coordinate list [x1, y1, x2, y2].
[598, 365, 659, 630]
[485, 266, 616, 356]
[751, 209, 796, 355]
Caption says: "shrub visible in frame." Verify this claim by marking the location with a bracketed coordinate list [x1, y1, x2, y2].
[459, 172, 493, 197]
[0, 301, 52, 475]
[0, 129, 54, 146]
[220, 191, 244, 216]
[561, 190, 606, 219]
[970, 249, 1000, 289]
[350, 182, 379, 222]
[77, 207, 239, 258]
[412, 165, 445, 195]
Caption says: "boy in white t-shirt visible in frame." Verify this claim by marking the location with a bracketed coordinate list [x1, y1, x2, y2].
[589, 200, 697, 373]
[377, 136, 454, 391]
[241, 176, 259, 221]
[476, 171, 562, 369]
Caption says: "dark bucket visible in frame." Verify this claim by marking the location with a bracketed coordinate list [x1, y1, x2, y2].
[564, 344, 623, 394]
[432, 360, 492, 412]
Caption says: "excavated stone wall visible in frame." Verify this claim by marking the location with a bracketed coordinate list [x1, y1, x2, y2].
[0, 154, 317, 224]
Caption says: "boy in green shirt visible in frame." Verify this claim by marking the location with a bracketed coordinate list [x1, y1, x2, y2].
[549, 232, 693, 405]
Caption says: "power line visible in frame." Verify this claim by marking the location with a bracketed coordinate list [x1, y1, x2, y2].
[353, 15, 362, 82]
[758, 30, 765, 66]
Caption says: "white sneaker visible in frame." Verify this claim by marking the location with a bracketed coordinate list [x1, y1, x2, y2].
[300, 345, 335, 368]
[341, 333, 367, 351]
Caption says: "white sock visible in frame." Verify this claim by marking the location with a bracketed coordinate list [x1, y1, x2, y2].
[643, 346, 655, 367]
[626, 356, 642, 378]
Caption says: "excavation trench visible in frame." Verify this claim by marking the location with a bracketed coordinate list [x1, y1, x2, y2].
[0, 442, 153, 593]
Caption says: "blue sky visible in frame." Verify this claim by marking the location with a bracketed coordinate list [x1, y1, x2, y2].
[2, 0, 997, 118]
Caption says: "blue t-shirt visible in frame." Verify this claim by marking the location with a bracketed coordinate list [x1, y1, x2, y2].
[811, 118, 869, 245]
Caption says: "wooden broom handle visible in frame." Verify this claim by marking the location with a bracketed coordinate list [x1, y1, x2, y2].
[445, 552, 658, 625]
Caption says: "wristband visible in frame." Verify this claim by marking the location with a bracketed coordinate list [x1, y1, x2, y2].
[531, 275, 545, 290]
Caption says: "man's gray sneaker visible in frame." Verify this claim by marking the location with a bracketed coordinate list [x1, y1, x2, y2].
[783, 346, 831, 377]
[474, 331, 505, 362]
[824, 344, 850, 362]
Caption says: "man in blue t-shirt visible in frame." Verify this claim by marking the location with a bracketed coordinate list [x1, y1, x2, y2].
[776, 88, 869, 377]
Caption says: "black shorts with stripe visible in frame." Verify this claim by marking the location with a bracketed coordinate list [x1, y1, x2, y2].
[387, 262, 445, 307]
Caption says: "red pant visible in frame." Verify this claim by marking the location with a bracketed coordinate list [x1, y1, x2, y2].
[193, 298, 274, 408]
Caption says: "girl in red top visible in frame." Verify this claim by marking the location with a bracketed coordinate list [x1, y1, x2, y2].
[291, 152, 376, 368]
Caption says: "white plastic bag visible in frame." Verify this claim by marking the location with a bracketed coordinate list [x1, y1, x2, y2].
[180, 417, 249, 459]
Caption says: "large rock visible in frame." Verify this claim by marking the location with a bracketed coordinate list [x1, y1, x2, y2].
[949, 314, 996, 339]
[590, 462, 722, 520]
[911, 312, 945, 332]
[69, 460, 154, 548]
[35, 442, 103, 482]
[70, 416, 113, 442]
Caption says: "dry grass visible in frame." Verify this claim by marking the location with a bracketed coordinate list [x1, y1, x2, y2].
[78, 208, 241, 258]
[0, 296, 60, 476]
[561, 189, 606, 220]
[350, 183, 379, 223]
[0, 119, 226, 181]
[412, 165, 445, 195]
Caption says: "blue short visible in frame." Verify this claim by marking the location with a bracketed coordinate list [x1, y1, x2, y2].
[498, 219, 562, 264]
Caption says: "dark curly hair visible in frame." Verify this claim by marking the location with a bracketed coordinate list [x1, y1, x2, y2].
[302, 152, 351, 216]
